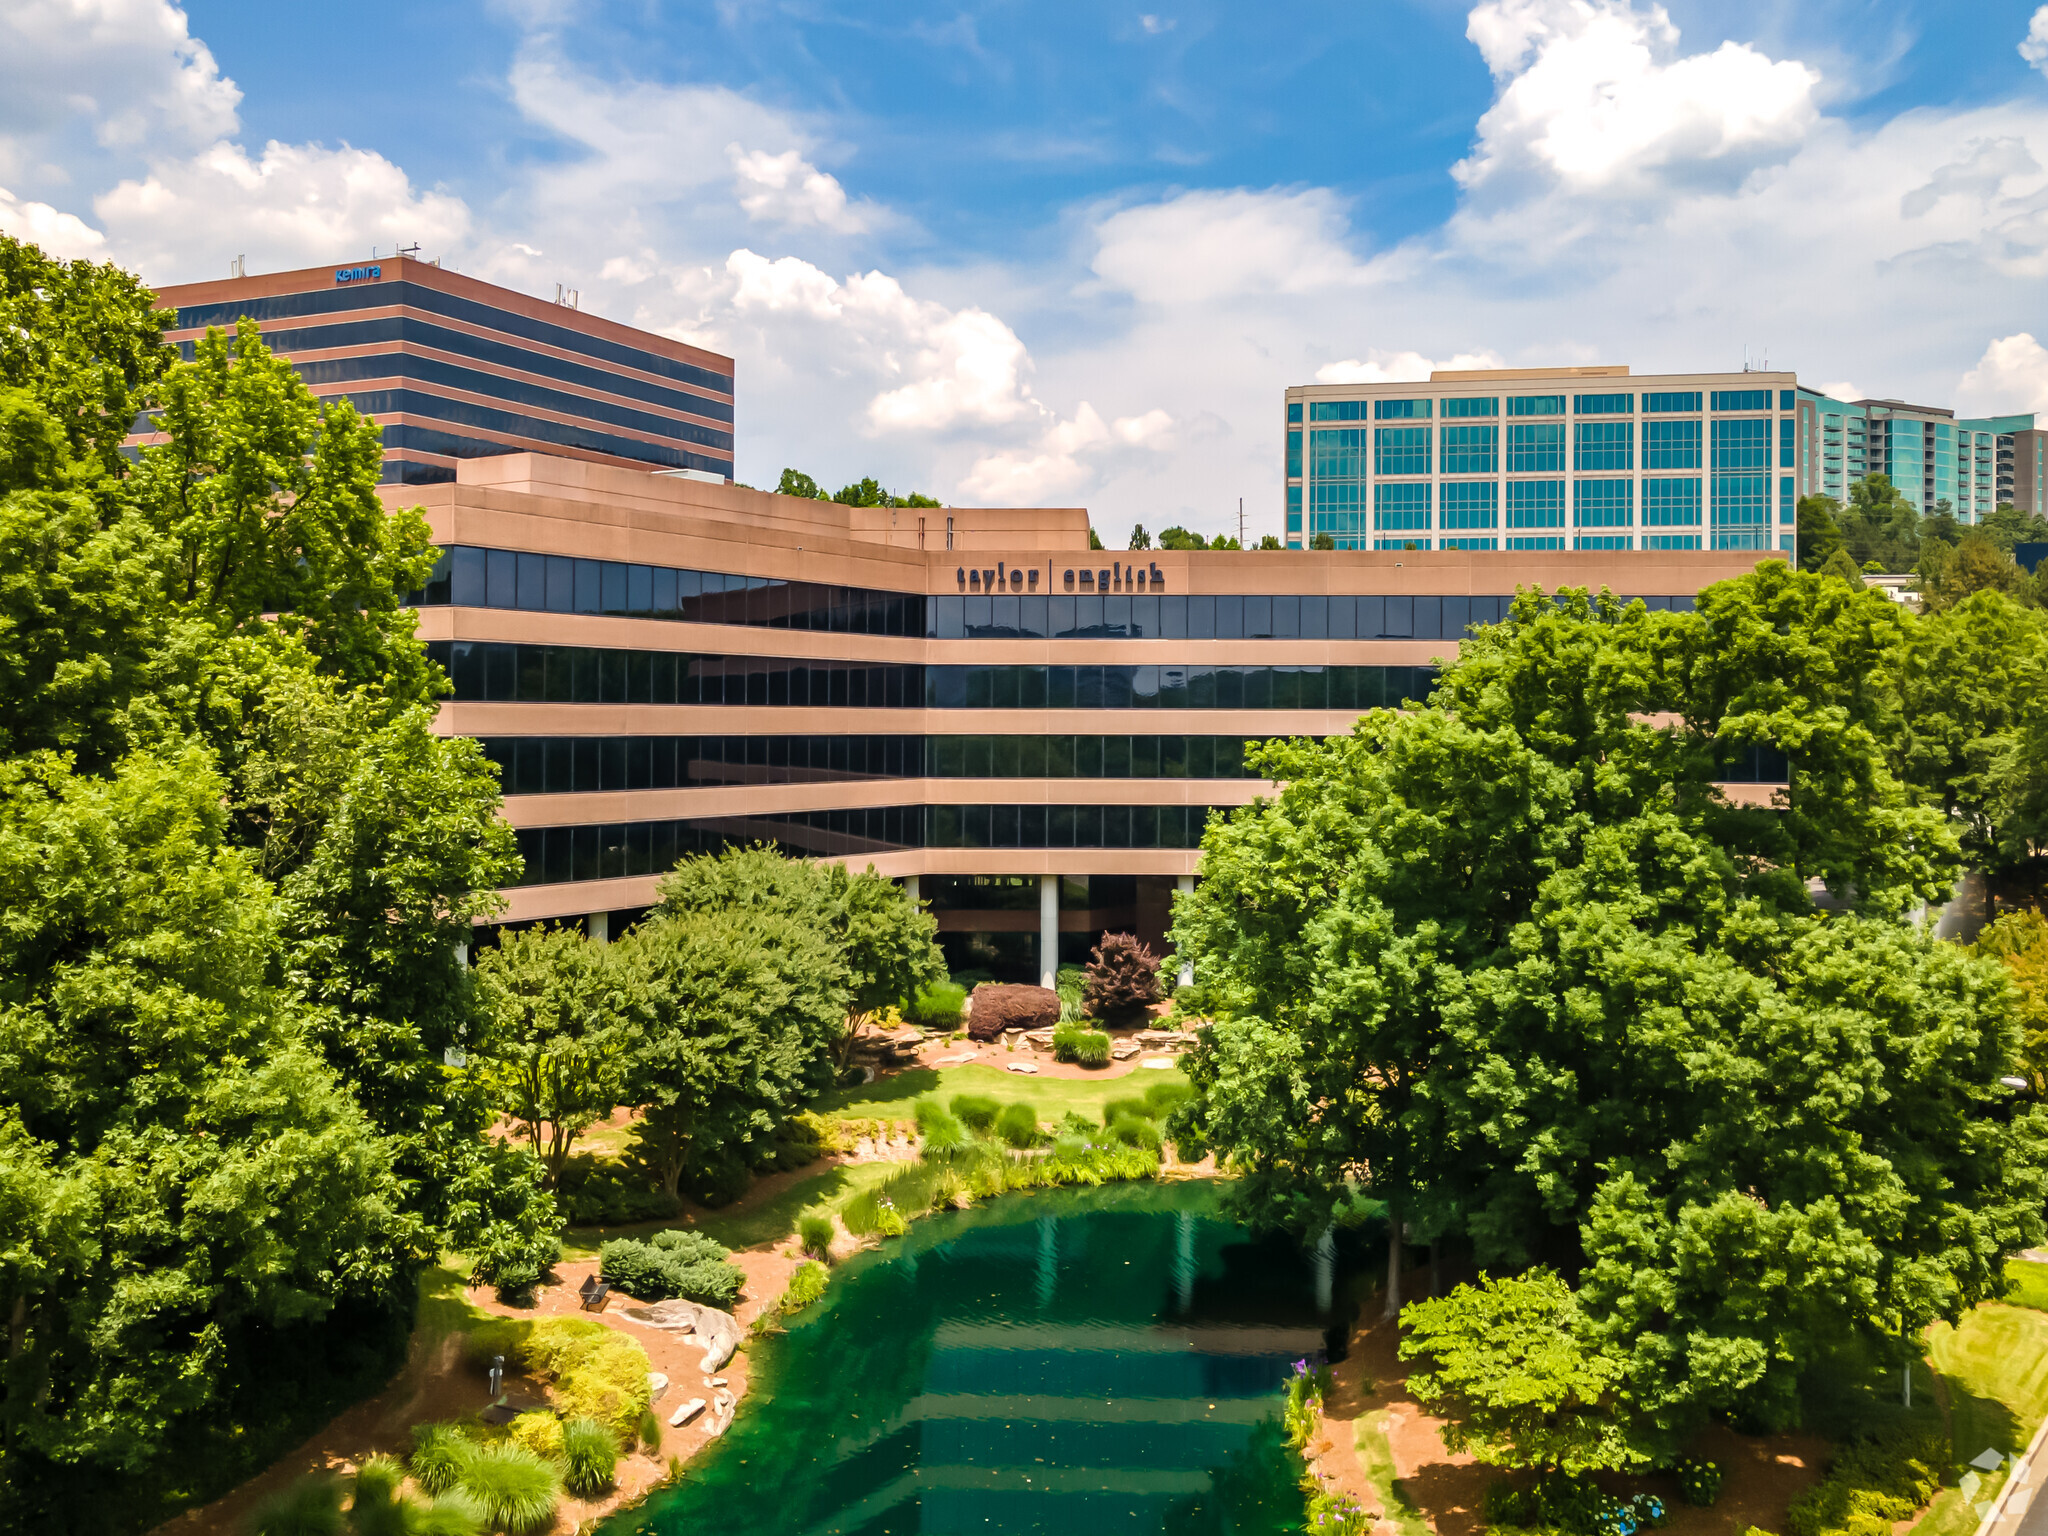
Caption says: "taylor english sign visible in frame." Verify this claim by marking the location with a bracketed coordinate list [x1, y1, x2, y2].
[335, 264, 383, 284]
[957, 560, 1167, 592]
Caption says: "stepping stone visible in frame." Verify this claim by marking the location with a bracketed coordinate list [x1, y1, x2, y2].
[647, 1372, 668, 1398]
[1974, 1450, 2007, 1472]
[710, 1376, 728, 1387]
[669, 1398, 705, 1427]
[1141, 1058, 1176, 1070]
[1005, 1061, 1039, 1073]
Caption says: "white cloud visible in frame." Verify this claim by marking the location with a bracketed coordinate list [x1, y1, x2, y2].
[959, 403, 1175, 503]
[1959, 334, 2048, 417]
[0, 185, 107, 259]
[1815, 381, 1862, 404]
[722, 250, 1040, 433]
[1315, 349, 1507, 384]
[0, 0, 241, 161]
[92, 138, 471, 277]
[1456, 0, 1819, 200]
[1089, 187, 1376, 305]
[2023, 7, 2048, 77]
[1901, 138, 2040, 219]
[728, 146, 872, 232]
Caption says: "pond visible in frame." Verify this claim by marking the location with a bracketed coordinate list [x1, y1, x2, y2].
[611, 1181, 1365, 1535]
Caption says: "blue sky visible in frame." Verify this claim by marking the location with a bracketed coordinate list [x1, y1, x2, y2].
[8, 0, 2048, 539]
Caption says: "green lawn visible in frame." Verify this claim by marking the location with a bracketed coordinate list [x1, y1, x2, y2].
[816, 1060, 1187, 1125]
[1912, 1294, 2048, 1536]
[2004, 1259, 2048, 1313]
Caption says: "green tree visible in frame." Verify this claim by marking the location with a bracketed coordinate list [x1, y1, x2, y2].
[776, 469, 827, 499]
[654, 845, 941, 1067]
[1257, 534, 1284, 549]
[0, 750, 409, 1518]
[616, 907, 844, 1199]
[1400, 1272, 1638, 1475]
[1838, 474, 1921, 571]
[1171, 576, 2046, 1444]
[1978, 504, 2048, 553]
[1895, 591, 2048, 869]
[1157, 526, 1206, 550]
[1310, 532, 1336, 550]
[475, 928, 633, 1181]
[1797, 493, 1844, 572]
[1818, 546, 1862, 583]
[1922, 535, 2027, 611]
[1088, 526, 1105, 550]
[1128, 524, 1151, 550]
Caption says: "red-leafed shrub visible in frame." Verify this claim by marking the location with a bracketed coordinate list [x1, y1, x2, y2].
[1082, 933, 1163, 1025]
[966, 984, 1060, 1041]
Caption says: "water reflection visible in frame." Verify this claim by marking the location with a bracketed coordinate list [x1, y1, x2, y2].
[615, 1183, 1356, 1536]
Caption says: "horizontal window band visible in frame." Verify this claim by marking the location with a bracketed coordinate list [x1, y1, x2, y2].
[170, 279, 733, 396]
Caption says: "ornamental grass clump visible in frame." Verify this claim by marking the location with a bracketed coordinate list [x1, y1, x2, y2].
[455, 1442, 559, 1536]
[994, 1101, 1041, 1148]
[410, 1423, 472, 1497]
[346, 1456, 410, 1536]
[781, 1259, 830, 1314]
[559, 1417, 620, 1498]
[950, 1093, 1001, 1132]
[798, 1213, 836, 1258]
[246, 1473, 345, 1536]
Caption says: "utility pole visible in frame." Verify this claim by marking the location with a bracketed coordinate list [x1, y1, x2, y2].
[1237, 497, 1245, 549]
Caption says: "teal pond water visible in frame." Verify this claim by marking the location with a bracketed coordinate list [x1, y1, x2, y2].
[612, 1182, 1355, 1536]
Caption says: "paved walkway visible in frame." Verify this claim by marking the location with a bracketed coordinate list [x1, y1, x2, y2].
[1976, 1409, 2048, 1536]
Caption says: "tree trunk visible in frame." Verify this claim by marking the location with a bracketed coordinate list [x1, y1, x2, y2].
[1383, 1202, 1403, 1323]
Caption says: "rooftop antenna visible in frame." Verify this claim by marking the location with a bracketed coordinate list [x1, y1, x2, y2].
[398, 242, 421, 259]
[230, 254, 245, 278]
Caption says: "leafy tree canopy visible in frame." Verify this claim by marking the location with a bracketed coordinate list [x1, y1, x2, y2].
[1171, 570, 2048, 1446]
[0, 237, 549, 1525]
[1401, 1271, 1638, 1476]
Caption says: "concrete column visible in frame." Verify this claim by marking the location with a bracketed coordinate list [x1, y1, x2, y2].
[1175, 874, 1195, 987]
[904, 874, 921, 905]
[586, 911, 609, 945]
[454, 942, 469, 971]
[1039, 874, 1059, 989]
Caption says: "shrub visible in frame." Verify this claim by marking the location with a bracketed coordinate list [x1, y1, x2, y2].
[913, 1099, 968, 1153]
[410, 1423, 472, 1497]
[679, 1148, 752, 1208]
[600, 1236, 745, 1309]
[782, 1260, 830, 1313]
[507, 1409, 564, 1461]
[556, 1156, 680, 1227]
[906, 978, 967, 1027]
[559, 1417, 619, 1497]
[1081, 932, 1164, 1024]
[1675, 1458, 1723, 1507]
[966, 984, 1060, 1041]
[649, 1229, 733, 1265]
[638, 1408, 663, 1452]
[1052, 1023, 1085, 1061]
[246, 1472, 345, 1536]
[798, 1213, 836, 1257]
[1102, 1096, 1148, 1125]
[523, 1318, 656, 1443]
[1784, 1429, 1944, 1536]
[951, 1094, 1001, 1132]
[456, 1442, 560, 1536]
[994, 1102, 1041, 1147]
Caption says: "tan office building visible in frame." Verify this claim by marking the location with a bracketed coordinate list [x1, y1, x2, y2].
[403, 455, 1762, 981]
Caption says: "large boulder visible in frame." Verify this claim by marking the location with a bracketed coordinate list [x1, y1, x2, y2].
[967, 984, 1059, 1042]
